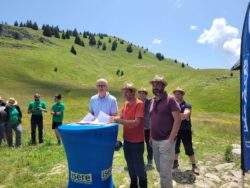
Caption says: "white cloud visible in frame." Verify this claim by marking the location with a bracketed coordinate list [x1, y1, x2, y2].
[190, 25, 198, 31]
[223, 38, 241, 57]
[197, 17, 241, 57]
[152, 38, 162, 44]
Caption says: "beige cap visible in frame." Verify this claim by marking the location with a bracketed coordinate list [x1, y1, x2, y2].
[150, 75, 167, 86]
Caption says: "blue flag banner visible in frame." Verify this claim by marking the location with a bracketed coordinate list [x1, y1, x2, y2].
[241, 2, 250, 173]
[59, 123, 118, 188]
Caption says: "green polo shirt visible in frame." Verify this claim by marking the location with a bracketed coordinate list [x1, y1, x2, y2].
[51, 101, 64, 122]
[28, 100, 46, 116]
[8, 106, 20, 125]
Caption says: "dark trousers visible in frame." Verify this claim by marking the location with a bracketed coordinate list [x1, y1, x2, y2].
[31, 115, 43, 144]
[144, 129, 153, 162]
[175, 129, 194, 156]
[124, 140, 147, 188]
[5, 123, 21, 147]
[0, 123, 6, 145]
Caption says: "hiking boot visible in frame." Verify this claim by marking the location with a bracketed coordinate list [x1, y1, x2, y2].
[192, 164, 199, 175]
[173, 160, 179, 169]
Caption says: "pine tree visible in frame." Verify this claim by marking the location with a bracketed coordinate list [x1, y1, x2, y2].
[83, 31, 88, 38]
[74, 35, 82, 45]
[89, 35, 96, 46]
[54, 30, 60, 38]
[70, 45, 77, 55]
[14, 21, 18, 26]
[61, 31, 66, 39]
[181, 63, 185, 68]
[65, 30, 70, 39]
[102, 43, 107, 50]
[111, 40, 118, 51]
[108, 38, 111, 43]
[126, 44, 133, 53]
[32, 22, 38, 30]
[138, 50, 142, 59]
[97, 39, 102, 48]
[19, 22, 23, 27]
[73, 28, 78, 37]
[43, 25, 52, 37]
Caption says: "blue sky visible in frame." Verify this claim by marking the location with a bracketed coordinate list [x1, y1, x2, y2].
[0, 0, 249, 69]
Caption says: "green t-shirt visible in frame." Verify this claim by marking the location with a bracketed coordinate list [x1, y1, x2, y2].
[28, 100, 46, 116]
[8, 106, 19, 125]
[51, 101, 64, 122]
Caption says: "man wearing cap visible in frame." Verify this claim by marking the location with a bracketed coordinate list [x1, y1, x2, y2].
[28, 93, 47, 144]
[150, 75, 181, 188]
[113, 83, 147, 188]
[138, 88, 153, 170]
[173, 87, 198, 174]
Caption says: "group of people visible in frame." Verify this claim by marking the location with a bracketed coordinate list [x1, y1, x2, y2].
[0, 75, 198, 188]
[0, 93, 64, 147]
[91, 76, 198, 188]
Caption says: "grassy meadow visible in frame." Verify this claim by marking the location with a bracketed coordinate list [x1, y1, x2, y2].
[0, 25, 241, 187]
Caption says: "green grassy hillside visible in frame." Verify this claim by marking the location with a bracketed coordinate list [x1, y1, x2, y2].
[0, 24, 241, 187]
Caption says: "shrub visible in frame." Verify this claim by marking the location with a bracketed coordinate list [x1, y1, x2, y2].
[126, 44, 133, 53]
[138, 50, 142, 59]
[70, 45, 77, 55]
[111, 40, 118, 51]
[224, 145, 233, 162]
[156, 53, 164, 61]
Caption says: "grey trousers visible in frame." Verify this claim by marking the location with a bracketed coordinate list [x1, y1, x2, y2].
[152, 139, 175, 188]
[5, 123, 21, 147]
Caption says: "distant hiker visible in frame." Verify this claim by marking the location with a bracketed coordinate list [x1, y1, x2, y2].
[173, 87, 199, 175]
[89, 78, 121, 150]
[0, 97, 7, 145]
[51, 94, 64, 145]
[5, 98, 22, 147]
[28, 93, 47, 144]
[138, 88, 153, 170]
[113, 83, 147, 188]
[150, 75, 181, 188]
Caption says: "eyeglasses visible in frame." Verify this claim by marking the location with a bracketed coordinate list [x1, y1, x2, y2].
[97, 85, 106, 87]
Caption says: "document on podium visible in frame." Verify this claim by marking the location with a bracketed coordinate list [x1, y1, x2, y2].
[96, 111, 111, 124]
[79, 113, 95, 124]
[78, 111, 111, 125]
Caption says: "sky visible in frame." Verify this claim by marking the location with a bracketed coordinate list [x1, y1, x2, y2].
[0, 0, 249, 69]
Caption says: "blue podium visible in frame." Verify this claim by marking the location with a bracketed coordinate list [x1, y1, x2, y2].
[59, 123, 118, 188]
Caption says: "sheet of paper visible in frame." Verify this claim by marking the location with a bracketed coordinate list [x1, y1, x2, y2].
[79, 113, 95, 123]
[96, 111, 111, 124]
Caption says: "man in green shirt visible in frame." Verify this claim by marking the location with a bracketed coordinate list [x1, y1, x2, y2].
[28, 93, 47, 144]
[51, 94, 64, 145]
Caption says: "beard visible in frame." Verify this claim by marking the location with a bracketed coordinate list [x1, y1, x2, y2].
[153, 88, 164, 96]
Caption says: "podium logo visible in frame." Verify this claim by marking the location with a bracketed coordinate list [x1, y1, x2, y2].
[70, 171, 92, 184]
[101, 167, 112, 181]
